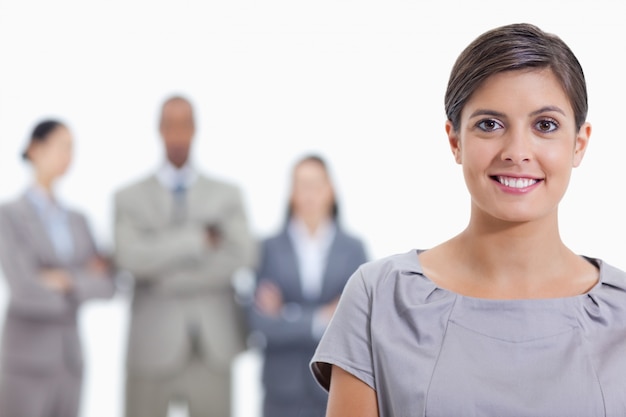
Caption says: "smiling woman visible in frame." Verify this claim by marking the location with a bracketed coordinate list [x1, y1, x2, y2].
[450, 68, 591, 227]
[310, 23, 626, 417]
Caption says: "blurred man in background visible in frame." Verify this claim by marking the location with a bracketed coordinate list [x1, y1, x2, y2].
[113, 96, 256, 417]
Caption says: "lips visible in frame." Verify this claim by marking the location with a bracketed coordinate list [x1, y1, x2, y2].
[491, 175, 542, 189]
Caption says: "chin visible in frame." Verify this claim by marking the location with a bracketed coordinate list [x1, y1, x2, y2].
[170, 156, 189, 167]
[490, 209, 553, 225]
[55, 167, 70, 179]
[475, 202, 550, 225]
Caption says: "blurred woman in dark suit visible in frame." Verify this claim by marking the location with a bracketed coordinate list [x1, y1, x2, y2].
[248, 154, 368, 417]
[0, 119, 116, 417]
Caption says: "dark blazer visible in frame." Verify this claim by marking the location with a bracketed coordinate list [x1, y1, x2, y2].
[248, 224, 367, 415]
[0, 194, 116, 375]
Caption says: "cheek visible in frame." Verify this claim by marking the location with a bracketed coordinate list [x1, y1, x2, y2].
[170, 126, 194, 141]
[291, 190, 310, 208]
[462, 143, 492, 174]
[52, 148, 73, 172]
[541, 145, 576, 176]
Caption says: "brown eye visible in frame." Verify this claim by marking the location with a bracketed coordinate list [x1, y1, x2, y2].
[477, 119, 503, 132]
[536, 119, 558, 133]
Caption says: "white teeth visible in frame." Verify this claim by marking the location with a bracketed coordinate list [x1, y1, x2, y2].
[497, 176, 537, 189]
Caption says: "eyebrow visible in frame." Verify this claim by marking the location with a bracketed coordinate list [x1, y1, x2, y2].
[529, 106, 566, 117]
[469, 106, 566, 119]
[469, 109, 506, 119]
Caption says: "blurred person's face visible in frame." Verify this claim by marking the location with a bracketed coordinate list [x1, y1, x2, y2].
[28, 126, 73, 183]
[160, 100, 195, 168]
[290, 160, 335, 221]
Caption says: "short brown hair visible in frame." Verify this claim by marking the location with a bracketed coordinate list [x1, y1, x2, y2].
[444, 23, 588, 131]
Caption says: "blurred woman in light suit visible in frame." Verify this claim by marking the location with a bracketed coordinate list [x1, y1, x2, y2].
[0, 120, 116, 417]
[248, 154, 368, 417]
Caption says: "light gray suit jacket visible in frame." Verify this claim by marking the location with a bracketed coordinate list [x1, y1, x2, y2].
[0, 194, 116, 375]
[114, 174, 256, 376]
[247, 225, 367, 414]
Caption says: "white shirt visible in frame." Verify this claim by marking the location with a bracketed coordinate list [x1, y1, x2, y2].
[26, 186, 74, 262]
[155, 160, 198, 192]
[287, 217, 337, 301]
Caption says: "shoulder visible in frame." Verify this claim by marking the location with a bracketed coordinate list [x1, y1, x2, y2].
[0, 194, 35, 219]
[0, 197, 24, 216]
[0, 197, 30, 236]
[344, 250, 432, 298]
[113, 175, 158, 206]
[593, 257, 626, 296]
[114, 175, 155, 202]
[0, 200, 22, 229]
[334, 251, 455, 336]
[261, 230, 290, 251]
[335, 227, 365, 247]
[196, 174, 243, 198]
[194, 174, 242, 204]
[360, 250, 421, 277]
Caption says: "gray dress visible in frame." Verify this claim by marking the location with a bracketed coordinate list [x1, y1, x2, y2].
[311, 250, 626, 417]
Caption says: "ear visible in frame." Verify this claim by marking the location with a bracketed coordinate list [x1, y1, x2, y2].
[572, 122, 591, 168]
[446, 120, 462, 164]
[25, 142, 41, 163]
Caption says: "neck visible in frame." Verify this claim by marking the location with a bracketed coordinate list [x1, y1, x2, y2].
[420, 206, 597, 299]
[456, 210, 570, 284]
[295, 215, 329, 236]
[168, 157, 188, 170]
[34, 174, 55, 195]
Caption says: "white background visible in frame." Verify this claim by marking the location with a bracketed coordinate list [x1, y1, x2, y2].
[0, 1, 625, 416]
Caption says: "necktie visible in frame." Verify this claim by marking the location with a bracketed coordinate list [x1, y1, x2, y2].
[171, 182, 187, 224]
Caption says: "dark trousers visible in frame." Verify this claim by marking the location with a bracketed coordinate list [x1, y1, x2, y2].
[263, 399, 326, 417]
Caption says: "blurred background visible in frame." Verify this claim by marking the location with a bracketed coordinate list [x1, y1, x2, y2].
[0, 0, 624, 416]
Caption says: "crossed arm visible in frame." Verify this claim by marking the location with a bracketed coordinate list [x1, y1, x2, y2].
[0, 210, 114, 319]
[113, 188, 255, 294]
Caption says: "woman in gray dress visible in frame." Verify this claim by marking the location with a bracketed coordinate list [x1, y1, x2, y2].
[311, 23, 626, 416]
[0, 120, 116, 417]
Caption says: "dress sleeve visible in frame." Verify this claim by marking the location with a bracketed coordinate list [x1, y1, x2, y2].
[310, 266, 375, 391]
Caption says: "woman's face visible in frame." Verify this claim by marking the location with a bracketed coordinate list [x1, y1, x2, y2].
[29, 126, 74, 181]
[447, 68, 591, 224]
[290, 160, 335, 221]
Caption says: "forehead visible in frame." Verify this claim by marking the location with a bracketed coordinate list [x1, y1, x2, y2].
[462, 68, 574, 117]
[44, 125, 72, 142]
[161, 100, 193, 119]
[294, 160, 328, 178]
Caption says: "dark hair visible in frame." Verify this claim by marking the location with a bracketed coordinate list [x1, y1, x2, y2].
[22, 119, 65, 160]
[286, 154, 339, 222]
[445, 23, 588, 132]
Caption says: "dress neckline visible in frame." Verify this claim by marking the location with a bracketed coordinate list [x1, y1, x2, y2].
[406, 249, 604, 304]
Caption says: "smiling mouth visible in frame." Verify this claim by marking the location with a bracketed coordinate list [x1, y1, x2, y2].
[491, 175, 541, 189]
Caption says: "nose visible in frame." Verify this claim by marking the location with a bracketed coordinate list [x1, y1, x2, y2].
[501, 127, 532, 164]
